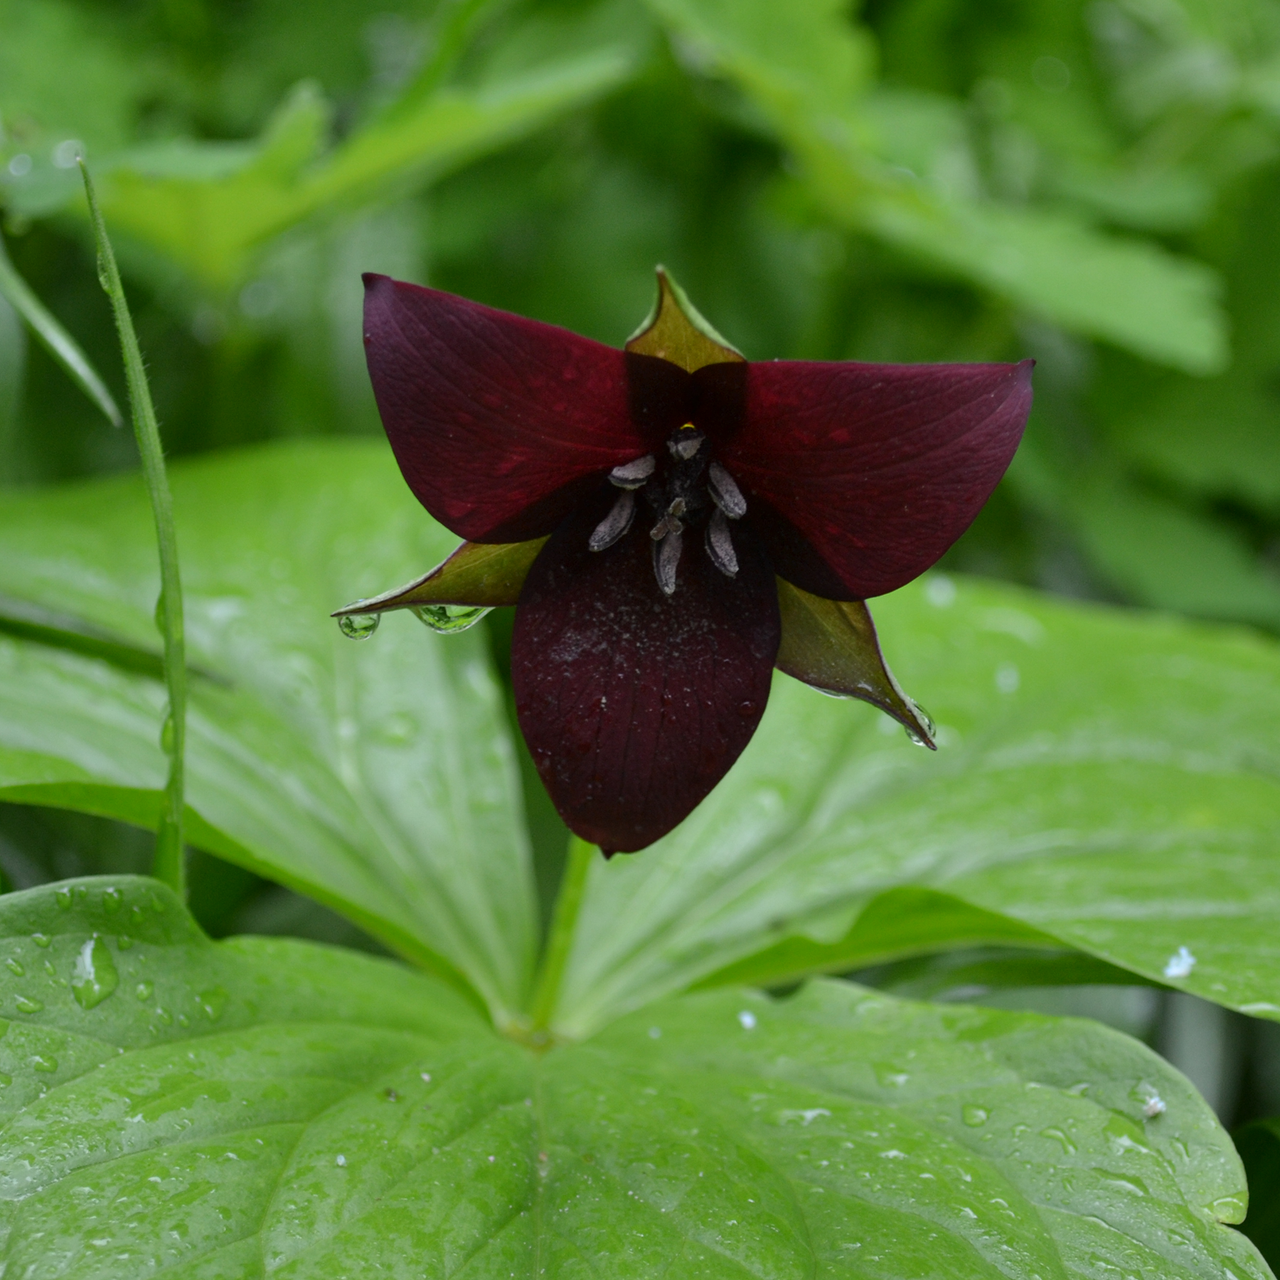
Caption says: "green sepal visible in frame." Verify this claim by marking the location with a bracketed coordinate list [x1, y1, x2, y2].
[625, 265, 744, 372]
[333, 537, 548, 617]
[775, 577, 936, 746]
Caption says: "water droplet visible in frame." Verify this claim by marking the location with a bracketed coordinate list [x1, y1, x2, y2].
[1142, 1094, 1166, 1119]
[197, 986, 228, 1021]
[135, 981, 154, 1001]
[1211, 1195, 1246, 1222]
[31, 1053, 57, 1073]
[96, 252, 111, 292]
[5, 958, 24, 977]
[54, 887, 72, 911]
[335, 1154, 347, 1167]
[338, 613, 380, 640]
[155, 1006, 172, 1025]
[159, 716, 176, 753]
[72, 936, 119, 1009]
[410, 604, 491, 634]
[31, 933, 50, 949]
[737, 1010, 757, 1030]
[903, 701, 936, 746]
[15, 996, 43, 1014]
[117, 935, 133, 951]
[1163, 946, 1196, 979]
[377, 711, 419, 745]
[647, 1026, 662, 1039]
[962, 1105, 988, 1127]
[420, 1072, 432, 1083]
[102, 886, 123, 914]
[1041, 1127, 1077, 1154]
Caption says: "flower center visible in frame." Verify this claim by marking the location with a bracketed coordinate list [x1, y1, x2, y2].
[589, 424, 748, 596]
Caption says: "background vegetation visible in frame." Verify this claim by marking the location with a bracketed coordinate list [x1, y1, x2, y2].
[3, 0, 1280, 1263]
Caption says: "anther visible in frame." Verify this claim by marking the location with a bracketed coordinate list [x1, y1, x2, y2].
[650, 498, 686, 542]
[609, 454, 656, 489]
[705, 508, 739, 577]
[589, 490, 635, 551]
[668, 429, 703, 461]
[655, 529, 683, 596]
[708, 461, 746, 519]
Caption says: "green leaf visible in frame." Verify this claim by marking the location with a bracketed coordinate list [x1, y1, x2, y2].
[645, 0, 1230, 373]
[1237, 1118, 1280, 1270]
[0, 441, 537, 1027]
[0, 877, 1265, 1279]
[552, 572, 1280, 1035]
[53, 13, 643, 291]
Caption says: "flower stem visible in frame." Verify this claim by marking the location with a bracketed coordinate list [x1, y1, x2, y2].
[529, 835, 595, 1032]
[79, 162, 187, 898]
[0, 230, 122, 428]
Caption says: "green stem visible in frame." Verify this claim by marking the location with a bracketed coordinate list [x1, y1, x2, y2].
[529, 835, 595, 1031]
[79, 162, 187, 898]
[0, 230, 123, 428]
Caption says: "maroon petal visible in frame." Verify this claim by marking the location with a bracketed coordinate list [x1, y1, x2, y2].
[711, 359, 1033, 599]
[363, 275, 659, 542]
[512, 489, 780, 854]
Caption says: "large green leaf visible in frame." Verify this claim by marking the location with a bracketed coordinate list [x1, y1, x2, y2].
[0, 877, 1265, 1279]
[0, 441, 537, 1028]
[552, 572, 1280, 1035]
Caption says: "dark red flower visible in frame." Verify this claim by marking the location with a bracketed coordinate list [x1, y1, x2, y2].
[340, 270, 1032, 855]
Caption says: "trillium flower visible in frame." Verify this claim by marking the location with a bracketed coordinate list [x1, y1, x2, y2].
[337, 270, 1032, 855]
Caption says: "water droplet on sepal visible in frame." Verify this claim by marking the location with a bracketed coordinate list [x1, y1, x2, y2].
[903, 700, 935, 747]
[410, 604, 491, 634]
[338, 613, 380, 640]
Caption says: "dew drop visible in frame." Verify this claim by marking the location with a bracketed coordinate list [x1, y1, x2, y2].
[903, 701, 936, 746]
[31, 933, 50, 949]
[962, 1105, 989, 1127]
[1163, 946, 1196, 979]
[1041, 1127, 1077, 1155]
[15, 996, 43, 1014]
[31, 1053, 57, 1073]
[55, 886, 73, 911]
[410, 604, 492, 634]
[197, 986, 228, 1021]
[72, 936, 119, 1009]
[338, 613, 380, 641]
[159, 715, 175, 753]
[5, 958, 24, 977]
[117, 935, 133, 951]
[102, 886, 123, 914]
[737, 1010, 757, 1030]
[135, 981, 154, 1002]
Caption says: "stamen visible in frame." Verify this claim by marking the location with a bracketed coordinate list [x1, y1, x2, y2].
[654, 529, 683, 596]
[649, 498, 686, 542]
[589, 490, 635, 551]
[708, 461, 746, 519]
[668, 429, 703, 461]
[609, 454, 656, 489]
[705, 508, 739, 577]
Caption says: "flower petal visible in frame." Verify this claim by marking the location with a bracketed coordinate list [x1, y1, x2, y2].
[363, 275, 659, 542]
[332, 539, 547, 618]
[512, 488, 780, 854]
[711, 359, 1033, 599]
[774, 579, 935, 746]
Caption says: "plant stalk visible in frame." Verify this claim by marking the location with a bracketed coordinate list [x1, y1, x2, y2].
[79, 162, 187, 897]
[0, 231, 123, 428]
[528, 835, 595, 1032]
